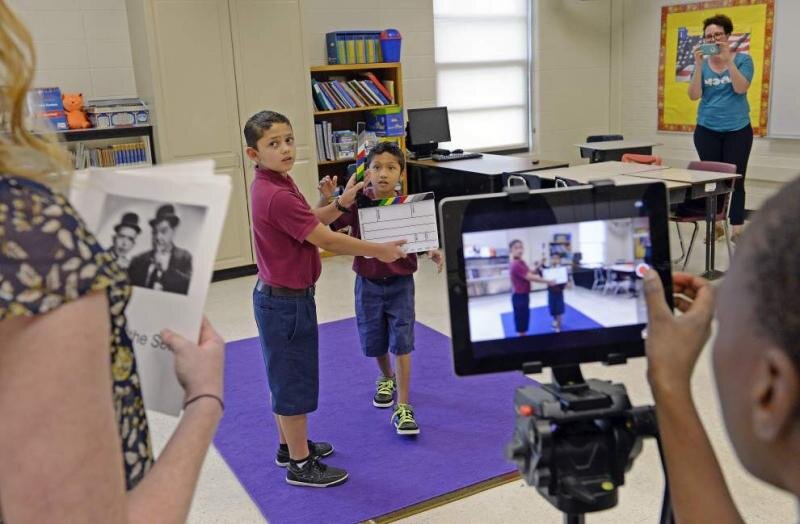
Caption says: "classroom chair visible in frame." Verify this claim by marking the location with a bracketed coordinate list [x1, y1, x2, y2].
[671, 160, 736, 269]
[580, 134, 624, 162]
[591, 267, 606, 292]
[621, 153, 662, 165]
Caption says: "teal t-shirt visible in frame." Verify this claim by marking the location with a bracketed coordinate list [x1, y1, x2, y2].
[695, 53, 754, 132]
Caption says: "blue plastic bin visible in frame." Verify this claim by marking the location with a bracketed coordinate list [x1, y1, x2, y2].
[379, 29, 402, 62]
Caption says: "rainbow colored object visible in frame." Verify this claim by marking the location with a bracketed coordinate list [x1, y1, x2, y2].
[375, 193, 430, 206]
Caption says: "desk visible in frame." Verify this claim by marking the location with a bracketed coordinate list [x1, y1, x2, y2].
[407, 153, 569, 203]
[539, 160, 668, 176]
[521, 167, 691, 204]
[626, 168, 739, 280]
[576, 140, 661, 163]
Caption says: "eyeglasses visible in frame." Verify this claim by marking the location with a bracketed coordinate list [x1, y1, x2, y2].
[704, 31, 727, 41]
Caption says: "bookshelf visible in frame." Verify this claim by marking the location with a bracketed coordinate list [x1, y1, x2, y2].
[309, 62, 405, 187]
[58, 125, 156, 169]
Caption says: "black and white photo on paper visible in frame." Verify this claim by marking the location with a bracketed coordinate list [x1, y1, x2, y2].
[96, 195, 207, 296]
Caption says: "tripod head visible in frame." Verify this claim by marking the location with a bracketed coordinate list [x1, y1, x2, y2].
[507, 364, 660, 518]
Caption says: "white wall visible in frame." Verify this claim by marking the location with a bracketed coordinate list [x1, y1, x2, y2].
[9, 0, 137, 100]
[300, 0, 436, 109]
[617, 0, 800, 210]
[533, 0, 614, 164]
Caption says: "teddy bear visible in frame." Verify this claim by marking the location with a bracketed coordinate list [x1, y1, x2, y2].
[62, 93, 91, 129]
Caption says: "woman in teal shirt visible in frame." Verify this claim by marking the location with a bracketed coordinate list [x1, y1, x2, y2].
[688, 14, 754, 240]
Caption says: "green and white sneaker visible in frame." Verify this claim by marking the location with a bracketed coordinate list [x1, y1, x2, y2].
[373, 376, 396, 408]
[392, 403, 420, 435]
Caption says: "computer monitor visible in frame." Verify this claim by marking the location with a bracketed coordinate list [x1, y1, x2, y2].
[407, 106, 451, 157]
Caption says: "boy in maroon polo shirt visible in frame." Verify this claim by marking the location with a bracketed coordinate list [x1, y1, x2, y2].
[244, 111, 406, 488]
[509, 240, 555, 336]
[330, 142, 443, 436]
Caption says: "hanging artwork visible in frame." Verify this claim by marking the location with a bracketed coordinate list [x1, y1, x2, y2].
[657, 0, 775, 135]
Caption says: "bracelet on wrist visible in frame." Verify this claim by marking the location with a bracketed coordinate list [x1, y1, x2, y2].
[183, 393, 224, 412]
[334, 197, 349, 213]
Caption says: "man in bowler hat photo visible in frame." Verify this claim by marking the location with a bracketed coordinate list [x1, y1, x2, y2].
[128, 203, 193, 295]
[110, 212, 141, 270]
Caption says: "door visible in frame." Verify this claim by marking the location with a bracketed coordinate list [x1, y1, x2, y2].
[228, 0, 317, 201]
[147, 0, 254, 269]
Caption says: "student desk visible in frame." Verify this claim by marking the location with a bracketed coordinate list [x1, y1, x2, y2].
[527, 166, 691, 204]
[407, 154, 569, 203]
[626, 168, 740, 279]
[575, 140, 661, 163]
[519, 164, 740, 279]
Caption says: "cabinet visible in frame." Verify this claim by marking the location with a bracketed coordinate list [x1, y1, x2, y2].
[126, 0, 314, 270]
[309, 62, 405, 188]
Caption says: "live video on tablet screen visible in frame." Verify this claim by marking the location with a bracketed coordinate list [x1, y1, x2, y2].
[463, 217, 651, 345]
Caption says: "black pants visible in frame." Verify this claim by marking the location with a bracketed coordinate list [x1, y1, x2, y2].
[693, 123, 753, 225]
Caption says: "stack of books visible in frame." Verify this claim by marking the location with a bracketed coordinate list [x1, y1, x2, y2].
[71, 141, 150, 169]
[311, 73, 395, 111]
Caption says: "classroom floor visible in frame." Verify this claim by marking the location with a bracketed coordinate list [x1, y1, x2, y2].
[145, 223, 796, 523]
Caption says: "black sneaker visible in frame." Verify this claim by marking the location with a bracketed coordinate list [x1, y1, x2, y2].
[373, 375, 396, 408]
[275, 440, 334, 467]
[392, 403, 420, 435]
[286, 456, 348, 488]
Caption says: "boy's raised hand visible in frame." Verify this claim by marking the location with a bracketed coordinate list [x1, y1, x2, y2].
[339, 171, 366, 207]
[318, 175, 338, 200]
[428, 249, 444, 273]
[377, 239, 407, 263]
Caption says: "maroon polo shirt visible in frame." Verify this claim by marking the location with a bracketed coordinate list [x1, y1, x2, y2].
[510, 258, 531, 294]
[250, 166, 321, 289]
[332, 189, 417, 279]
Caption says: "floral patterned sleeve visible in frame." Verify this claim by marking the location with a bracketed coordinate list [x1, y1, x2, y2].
[0, 176, 113, 318]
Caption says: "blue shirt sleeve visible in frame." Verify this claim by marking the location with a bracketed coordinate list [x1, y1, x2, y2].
[736, 53, 754, 82]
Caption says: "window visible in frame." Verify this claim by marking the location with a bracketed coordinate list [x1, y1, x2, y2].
[433, 0, 530, 151]
[579, 221, 606, 265]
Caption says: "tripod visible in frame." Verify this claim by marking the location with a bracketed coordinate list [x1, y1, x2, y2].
[508, 364, 674, 524]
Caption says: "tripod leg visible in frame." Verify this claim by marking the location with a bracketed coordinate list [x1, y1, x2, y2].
[564, 514, 585, 524]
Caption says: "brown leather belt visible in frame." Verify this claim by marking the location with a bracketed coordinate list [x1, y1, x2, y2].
[256, 279, 315, 297]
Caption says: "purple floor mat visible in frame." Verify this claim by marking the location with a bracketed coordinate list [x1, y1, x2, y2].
[213, 318, 533, 523]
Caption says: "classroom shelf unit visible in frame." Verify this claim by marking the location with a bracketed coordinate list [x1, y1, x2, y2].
[309, 62, 405, 185]
[57, 124, 156, 170]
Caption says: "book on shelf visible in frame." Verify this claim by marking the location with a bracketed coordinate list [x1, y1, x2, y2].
[326, 31, 382, 65]
[382, 80, 395, 103]
[313, 122, 358, 162]
[311, 74, 396, 112]
[70, 140, 150, 169]
[361, 72, 393, 102]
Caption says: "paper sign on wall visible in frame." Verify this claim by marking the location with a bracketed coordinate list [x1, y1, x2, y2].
[357, 192, 439, 254]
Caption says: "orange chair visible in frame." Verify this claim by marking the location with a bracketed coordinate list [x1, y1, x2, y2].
[671, 160, 735, 269]
[621, 153, 662, 165]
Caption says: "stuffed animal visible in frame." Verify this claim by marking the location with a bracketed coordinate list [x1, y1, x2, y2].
[62, 93, 91, 129]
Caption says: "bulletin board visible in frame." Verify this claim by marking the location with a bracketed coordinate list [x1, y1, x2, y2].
[657, 0, 775, 136]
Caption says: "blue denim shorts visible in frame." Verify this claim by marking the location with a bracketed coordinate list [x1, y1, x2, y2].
[252, 283, 319, 416]
[354, 274, 415, 357]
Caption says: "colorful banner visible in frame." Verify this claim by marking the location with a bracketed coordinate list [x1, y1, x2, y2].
[657, 0, 774, 135]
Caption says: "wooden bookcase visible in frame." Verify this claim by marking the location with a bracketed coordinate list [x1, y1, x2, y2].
[309, 62, 405, 187]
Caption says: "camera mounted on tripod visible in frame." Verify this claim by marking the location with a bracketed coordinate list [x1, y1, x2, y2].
[438, 179, 675, 522]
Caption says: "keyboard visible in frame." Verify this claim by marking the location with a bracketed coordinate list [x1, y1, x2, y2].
[431, 152, 483, 162]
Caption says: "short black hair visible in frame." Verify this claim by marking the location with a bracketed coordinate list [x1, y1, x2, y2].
[243, 110, 291, 149]
[366, 141, 405, 171]
[509, 239, 522, 250]
[738, 176, 800, 369]
[703, 13, 733, 35]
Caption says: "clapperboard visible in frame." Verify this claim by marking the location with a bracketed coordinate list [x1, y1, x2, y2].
[358, 192, 439, 254]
